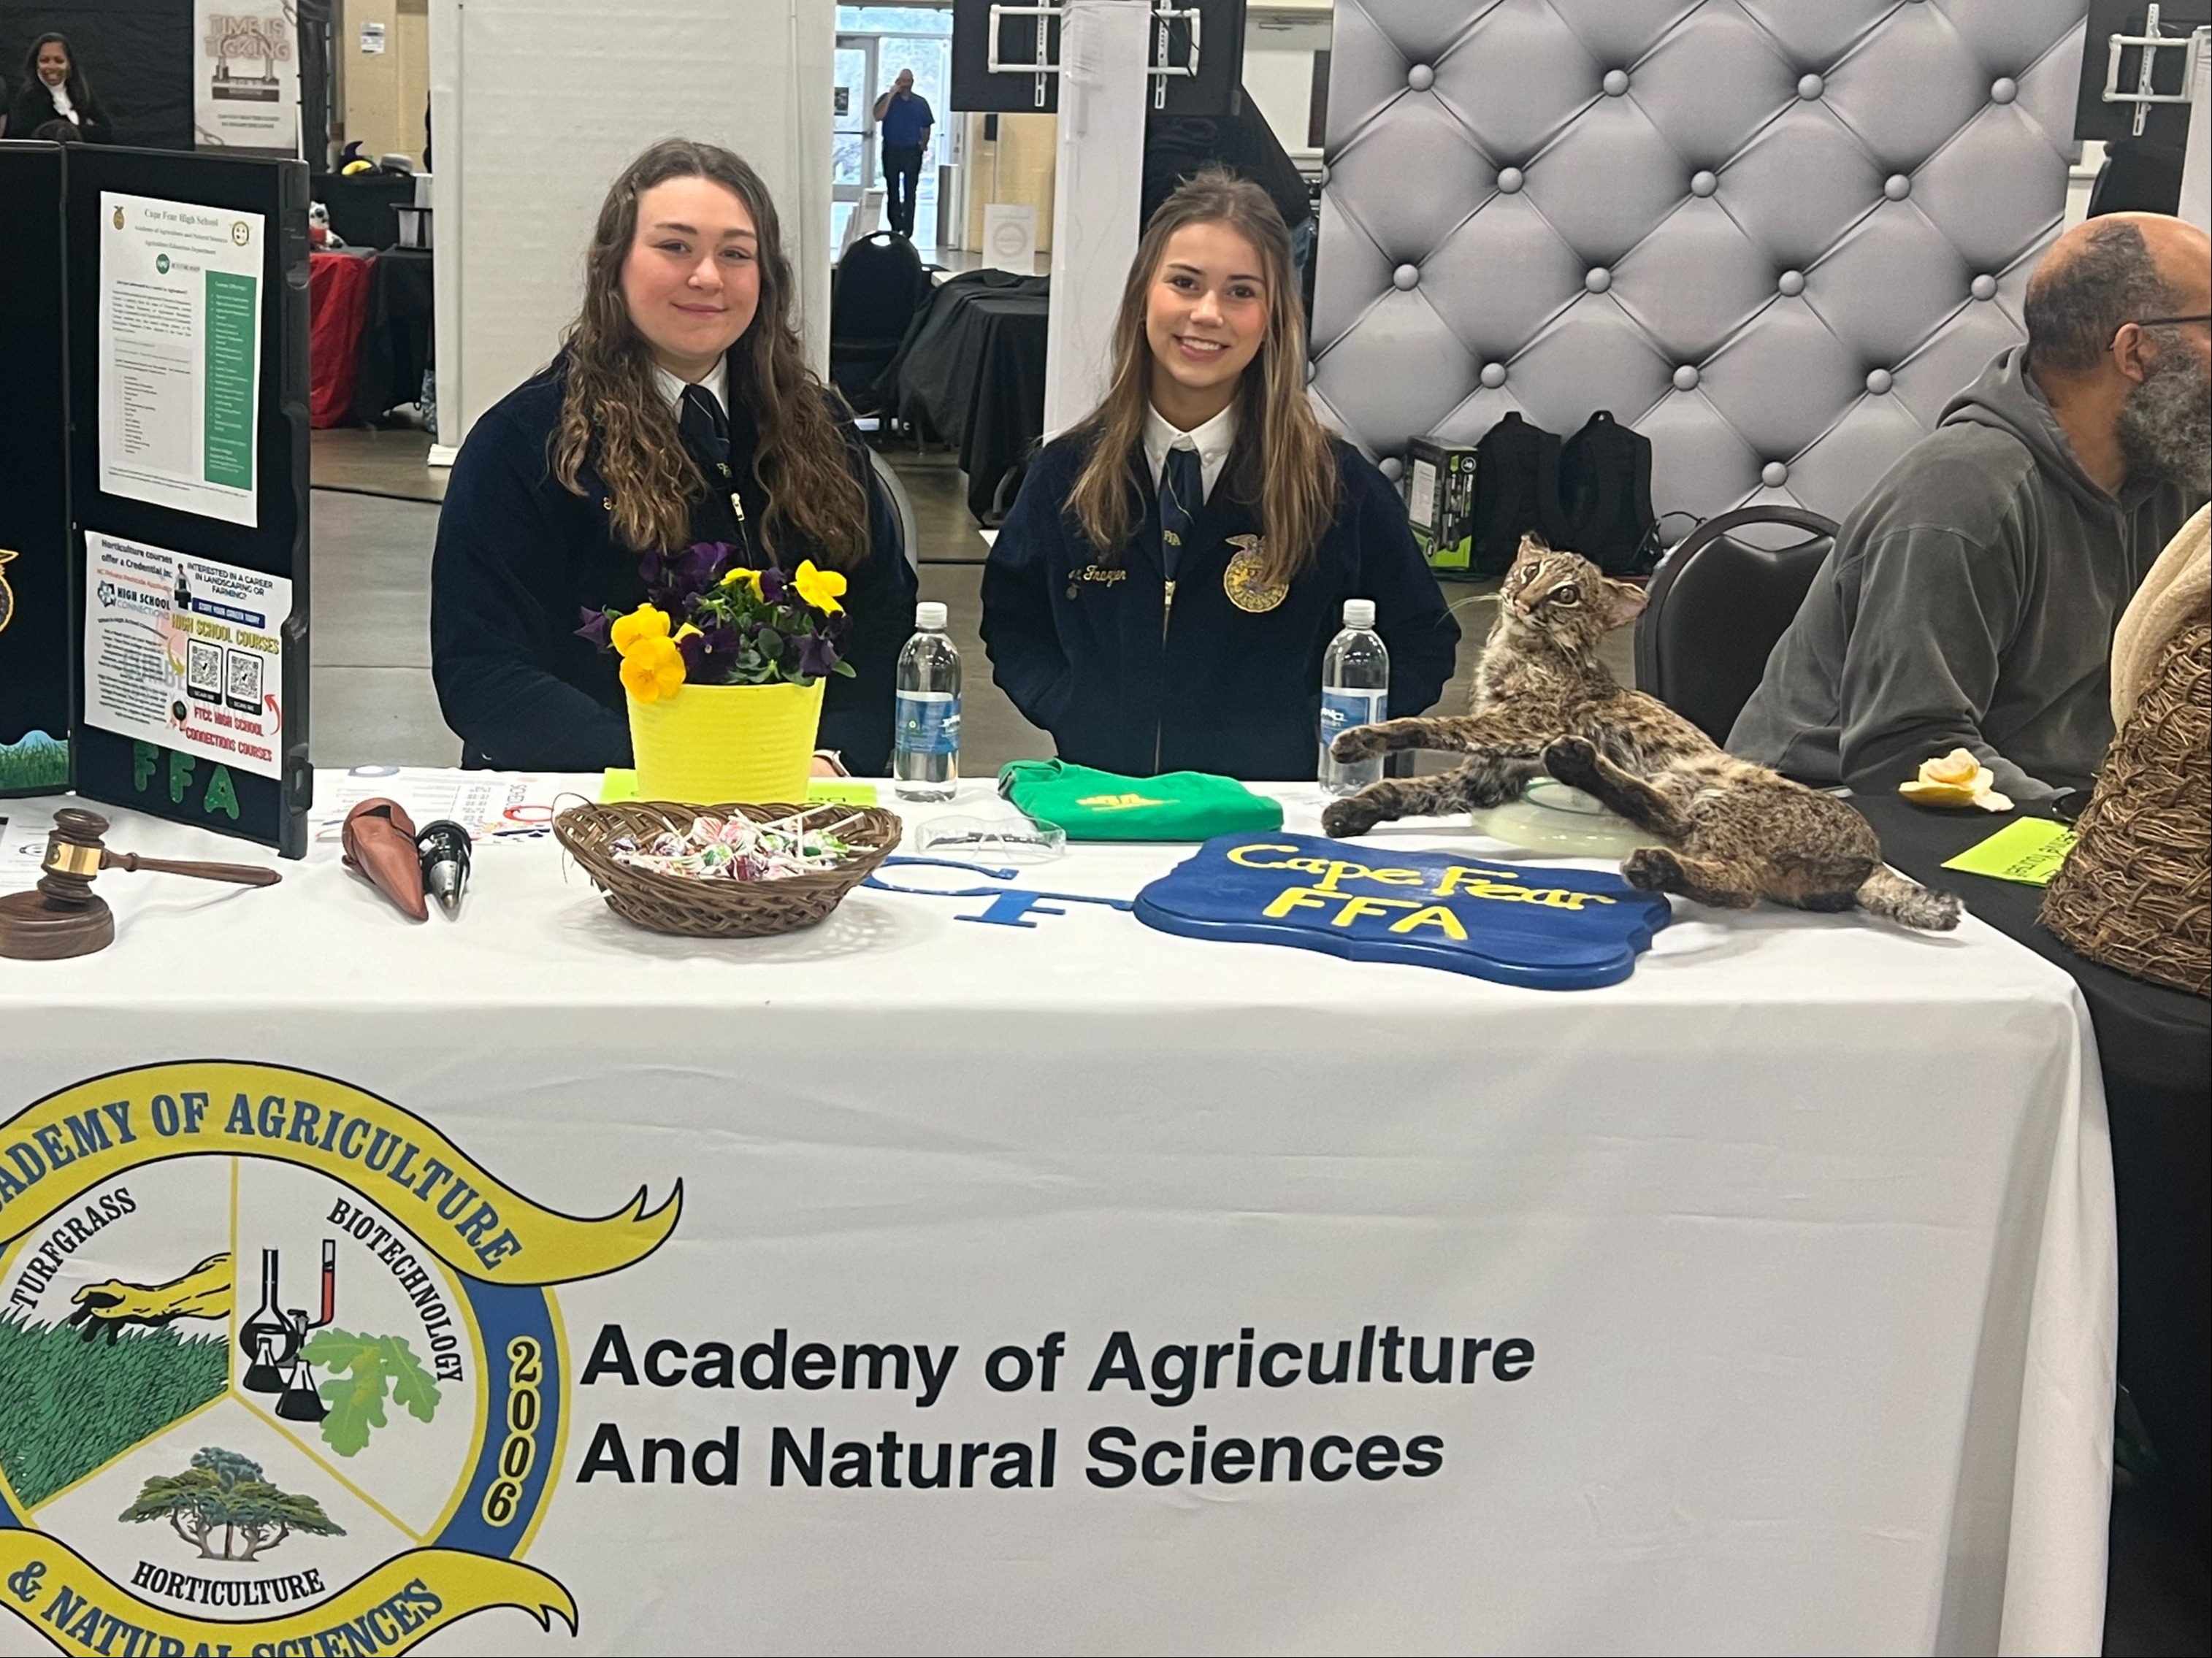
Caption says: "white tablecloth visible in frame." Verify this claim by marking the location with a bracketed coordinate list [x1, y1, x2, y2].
[0, 776, 2114, 1656]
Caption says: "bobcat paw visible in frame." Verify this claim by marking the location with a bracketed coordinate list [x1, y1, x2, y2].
[1322, 796, 1384, 838]
[1329, 725, 1391, 763]
[1543, 736, 1599, 786]
[1621, 846, 1678, 891]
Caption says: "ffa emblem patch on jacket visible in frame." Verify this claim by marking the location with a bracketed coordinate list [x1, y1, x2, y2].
[1222, 536, 1287, 613]
[0, 548, 17, 633]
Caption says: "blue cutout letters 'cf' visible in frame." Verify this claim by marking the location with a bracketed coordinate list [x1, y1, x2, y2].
[1135, 834, 1671, 991]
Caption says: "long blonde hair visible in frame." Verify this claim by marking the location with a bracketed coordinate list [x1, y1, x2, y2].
[551, 139, 869, 567]
[1065, 169, 1337, 588]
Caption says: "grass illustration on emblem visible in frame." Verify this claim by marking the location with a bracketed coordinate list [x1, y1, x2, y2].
[0, 1313, 229, 1508]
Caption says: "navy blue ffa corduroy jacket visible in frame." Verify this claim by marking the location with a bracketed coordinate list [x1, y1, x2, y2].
[429, 359, 914, 774]
[981, 434, 1461, 780]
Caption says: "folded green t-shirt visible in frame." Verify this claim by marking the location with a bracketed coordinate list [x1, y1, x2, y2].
[998, 760, 1284, 841]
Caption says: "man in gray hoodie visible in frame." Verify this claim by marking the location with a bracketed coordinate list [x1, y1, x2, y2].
[1730, 212, 2210, 805]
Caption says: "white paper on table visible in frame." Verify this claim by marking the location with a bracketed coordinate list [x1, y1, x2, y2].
[0, 809, 56, 893]
[307, 766, 582, 849]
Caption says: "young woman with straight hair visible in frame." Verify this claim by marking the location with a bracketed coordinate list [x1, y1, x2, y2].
[980, 169, 1458, 779]
[432, 138, 914, 772]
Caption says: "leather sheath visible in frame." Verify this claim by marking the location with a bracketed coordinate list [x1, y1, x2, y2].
[342, 798, 427, 921]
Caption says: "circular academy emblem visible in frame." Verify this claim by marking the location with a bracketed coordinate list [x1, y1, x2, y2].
[0, 1062, 678, 1656]
[231, 221, 252, 247]
[1222, 536, 1287, 614]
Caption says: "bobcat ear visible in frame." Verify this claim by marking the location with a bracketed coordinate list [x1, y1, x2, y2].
[1606, 579, 1649, 628]
[1513, 533, 1548, 565]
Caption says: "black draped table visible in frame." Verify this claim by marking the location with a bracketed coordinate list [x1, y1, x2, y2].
[891, 271, 1049, 523]
[1855, 791, 2210, 1548]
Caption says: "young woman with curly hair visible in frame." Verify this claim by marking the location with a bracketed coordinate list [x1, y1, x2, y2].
[432, 139, 914, 772]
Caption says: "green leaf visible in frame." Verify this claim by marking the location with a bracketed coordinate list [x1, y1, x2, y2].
[299, 1327, 440, 1455]
[756, 627, 784, 658]
[305, 1327, 391, 1457]
[377, 1335, 442, 1424]
[833, 661, 857, 678]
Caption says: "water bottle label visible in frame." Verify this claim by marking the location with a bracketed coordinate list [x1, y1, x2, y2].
[1319, 688, 1388, 747]
[896, 691, 961, 756]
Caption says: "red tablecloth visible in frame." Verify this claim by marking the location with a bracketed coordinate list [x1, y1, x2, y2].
[308, 250, 375, 428]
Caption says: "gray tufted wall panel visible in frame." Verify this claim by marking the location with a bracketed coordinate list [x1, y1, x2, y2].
[1311, 0, 2089, 530]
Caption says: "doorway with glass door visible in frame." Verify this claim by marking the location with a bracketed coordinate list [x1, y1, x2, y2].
[833, 7, 954, 253]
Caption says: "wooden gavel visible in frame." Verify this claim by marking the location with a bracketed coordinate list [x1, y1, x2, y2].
[0, 807, 280, 960]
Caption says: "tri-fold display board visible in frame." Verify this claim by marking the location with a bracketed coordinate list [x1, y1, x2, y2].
[0, 141, 310, 856]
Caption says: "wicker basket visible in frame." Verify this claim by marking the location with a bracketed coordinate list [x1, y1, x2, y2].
[2041, 622, 2210, 997]
[554, 801, 903, 938]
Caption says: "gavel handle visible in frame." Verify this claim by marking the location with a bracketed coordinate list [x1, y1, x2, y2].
[102, 851, 283, 887]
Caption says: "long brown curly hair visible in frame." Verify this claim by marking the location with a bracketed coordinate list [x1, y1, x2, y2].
[551, 139, 869, 567]
[1065, 169, 1338, 589]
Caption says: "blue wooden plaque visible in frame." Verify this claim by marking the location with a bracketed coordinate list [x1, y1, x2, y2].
[1134, 834, 1672, 990]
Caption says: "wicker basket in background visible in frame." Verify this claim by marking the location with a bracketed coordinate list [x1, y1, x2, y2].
[554, 801, 902, 938]
[2042, 622, 2210, 998]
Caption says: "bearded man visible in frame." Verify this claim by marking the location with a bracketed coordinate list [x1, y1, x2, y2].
[1731, 212, 2210, 807]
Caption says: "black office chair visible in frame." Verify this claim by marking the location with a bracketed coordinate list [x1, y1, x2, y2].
[830, 234, 929, 415]
[868, 448, 921, 575]
[1634, 504, 1838, 745]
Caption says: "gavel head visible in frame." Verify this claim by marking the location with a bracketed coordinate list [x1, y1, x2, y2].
[39, 808, 112, 904]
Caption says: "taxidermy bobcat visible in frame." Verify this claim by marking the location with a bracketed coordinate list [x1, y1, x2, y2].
[1319, 540, 1962, 930]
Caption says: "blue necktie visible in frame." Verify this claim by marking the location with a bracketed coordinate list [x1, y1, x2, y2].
[1158, 445, 1203, 583]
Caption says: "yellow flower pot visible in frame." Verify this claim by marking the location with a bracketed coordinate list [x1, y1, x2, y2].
[627, 678, 827, 804]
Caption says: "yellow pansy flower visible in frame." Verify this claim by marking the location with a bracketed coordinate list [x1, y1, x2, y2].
[609, 604, 672, 657]
[719, 567, 763, 597]
[793, 559, 847, 615]
[619, 634, 687, 702]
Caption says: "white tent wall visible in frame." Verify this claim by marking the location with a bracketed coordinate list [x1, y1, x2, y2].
[429, 0, 835, 457]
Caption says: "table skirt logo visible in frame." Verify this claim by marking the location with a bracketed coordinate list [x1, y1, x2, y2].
[0, 1062, 680, 1656]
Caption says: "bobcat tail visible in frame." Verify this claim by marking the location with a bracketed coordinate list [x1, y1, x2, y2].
[1854, 866, 1963, 931]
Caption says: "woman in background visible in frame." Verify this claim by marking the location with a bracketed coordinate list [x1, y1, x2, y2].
[981, 169, 1458, 779]
[431, 138, 913, 772]
[7, 34, 112, 144]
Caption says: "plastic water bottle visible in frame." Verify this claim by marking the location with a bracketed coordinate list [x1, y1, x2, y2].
[1318, 598, 1390, 797]
[894, 601, 961, 801]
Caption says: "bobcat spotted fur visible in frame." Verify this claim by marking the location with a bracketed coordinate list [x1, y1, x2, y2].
[1318, 540, 1962, 930]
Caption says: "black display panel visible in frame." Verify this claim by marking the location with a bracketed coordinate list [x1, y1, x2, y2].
[0, 143, 73, 797]
[952, 0, 1245, 117]
[64, 145, 312, 856]
[2075, 0, 2210, 144]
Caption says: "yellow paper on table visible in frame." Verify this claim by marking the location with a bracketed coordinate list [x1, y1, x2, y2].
[599, 769, 877, 807]
[1941, 818, 2077, 886]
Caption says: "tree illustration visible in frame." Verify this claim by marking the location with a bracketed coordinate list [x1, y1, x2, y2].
[119, 1446, 345, 1560]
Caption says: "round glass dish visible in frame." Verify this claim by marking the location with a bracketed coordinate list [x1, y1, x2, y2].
[1466, 778, 1650, 859]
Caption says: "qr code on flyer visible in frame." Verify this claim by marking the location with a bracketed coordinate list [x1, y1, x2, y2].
[187, 637, 223, 702]
[225, 647, 264, 715]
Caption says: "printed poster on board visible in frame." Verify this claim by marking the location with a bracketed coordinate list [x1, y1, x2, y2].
[98, 193, 264, 529]
[83, 532, 289, 781]
[195, 3, 302, 154]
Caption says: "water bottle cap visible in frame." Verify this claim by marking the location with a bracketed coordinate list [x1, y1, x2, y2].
[914, 602, 948, 629]
[1342, 599, 1376, 629]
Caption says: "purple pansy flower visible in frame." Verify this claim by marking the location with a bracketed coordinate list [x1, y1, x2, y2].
[797, 630, 842, 678]
[576, 607, 612, 649]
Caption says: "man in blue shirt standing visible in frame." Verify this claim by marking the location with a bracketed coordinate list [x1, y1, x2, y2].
[873, 68, 933, 240]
